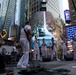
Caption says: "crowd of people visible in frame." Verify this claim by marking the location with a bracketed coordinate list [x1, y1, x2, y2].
[0, 21, 76, 70]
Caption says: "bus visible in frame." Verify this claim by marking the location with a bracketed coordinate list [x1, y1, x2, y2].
[31, 28, 56, 49]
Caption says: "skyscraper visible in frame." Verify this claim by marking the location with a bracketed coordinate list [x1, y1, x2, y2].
[16, 0, 28, 39]
[46, 0, 60, 18]
[29, 0, 60, 19]
[0, 3, 1, 30]
[0, 3, 1, 17]
[29, 0, 42, 19]
[68, 0, 76, 25]
[1, 0, 17, 38]
[1, 0, 8, 29]
[15, 0, 21, 26]
[31, 0, 61, 32]
[19, 0, 28, 29]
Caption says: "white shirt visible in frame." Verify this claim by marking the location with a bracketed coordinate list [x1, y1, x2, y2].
[13, 46, 18, 52]
[34, 40, 39, 48]
[20, 25, 31, 39]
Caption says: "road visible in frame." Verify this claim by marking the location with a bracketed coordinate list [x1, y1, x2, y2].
[0, 60, 76, 75]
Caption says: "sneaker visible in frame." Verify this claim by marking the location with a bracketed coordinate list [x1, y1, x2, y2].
[27, 64, 30, 67]
[21, 65, 27, 69]
[57, 58, 60, 61]
[72, 66, 76, 68]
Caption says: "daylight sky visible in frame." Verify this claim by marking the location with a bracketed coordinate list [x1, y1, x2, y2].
[62, 0, 69, 10]
[0, 0, 2, 3]
[59, 0, 69, 22]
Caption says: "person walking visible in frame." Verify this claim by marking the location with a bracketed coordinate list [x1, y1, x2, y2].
[50, 38, 60, 61]
[17, 21, 31, 69]
[41, 38, 47, 56]
[33, 36, 40, 61]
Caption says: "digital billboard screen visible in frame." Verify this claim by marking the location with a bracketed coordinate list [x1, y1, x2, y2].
[66, 25, 76, 41]
[64, 10, 71, 23]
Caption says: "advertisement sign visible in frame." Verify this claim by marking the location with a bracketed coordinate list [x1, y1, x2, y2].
[64, 10, 71, 23]
[66, 25, 76, 41]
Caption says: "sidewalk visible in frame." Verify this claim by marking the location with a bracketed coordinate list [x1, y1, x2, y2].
[40, 60, 76, 75]
[0, 60, 76, 75]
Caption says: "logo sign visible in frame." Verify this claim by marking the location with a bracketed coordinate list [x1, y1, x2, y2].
[64, 10, 71, 23]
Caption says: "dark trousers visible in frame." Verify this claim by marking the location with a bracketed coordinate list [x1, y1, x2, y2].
[0, 54, 5, 70]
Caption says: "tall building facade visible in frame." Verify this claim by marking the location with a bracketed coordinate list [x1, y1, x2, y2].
[1, 0, 17, 38]
[19, 0, 28, 29]
[1, 0, 9, 29]
[46, 0, 60, 18]
[15, 0, 21, 26]
[0, 3, 1, 17]
[68, 0, 76, 25]
[31, 11, 53, 33]
[29, 0, 42, 19]
[0, 3, 1, 30]
[29, 0, 60, 19]
[29, 0, 60, 29]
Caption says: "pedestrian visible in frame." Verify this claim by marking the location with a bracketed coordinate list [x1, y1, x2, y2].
[60, 37, 67, 60]
[71, 36, 76, 60]
[41, 38, 47, 56]
[17, 21, 31, 69]
[33, 36, 40, 61]
[50, 37, 60, 61]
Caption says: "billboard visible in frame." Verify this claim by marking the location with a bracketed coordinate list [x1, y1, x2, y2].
[64, 10, 71, 24]
[66, 25, 76, 41]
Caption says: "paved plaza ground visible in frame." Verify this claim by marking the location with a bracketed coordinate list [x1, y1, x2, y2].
[0, 60, 76, 75]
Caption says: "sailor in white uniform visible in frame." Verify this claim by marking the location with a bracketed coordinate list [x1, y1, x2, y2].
[33, 36, 40, 60]
[50, 38, 60, 61]
[17, 21, 31, 68]
[60, 39, 67, 60]
[41, 38, 47, 56]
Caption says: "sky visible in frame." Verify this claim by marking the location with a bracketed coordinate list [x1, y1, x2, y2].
[0, 0, 2, 3]
[59, 0, 69, 23]
[62, 0, 69, 10]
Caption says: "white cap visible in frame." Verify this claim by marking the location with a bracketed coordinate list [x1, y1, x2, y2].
[24, 25, 31, 31]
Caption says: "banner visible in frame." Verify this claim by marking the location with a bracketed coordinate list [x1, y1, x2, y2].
[64, 10, 71, 23]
